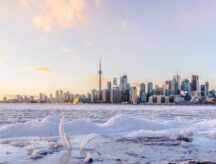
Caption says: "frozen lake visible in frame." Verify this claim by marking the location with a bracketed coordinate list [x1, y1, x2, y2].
[0, 103, 216, 163]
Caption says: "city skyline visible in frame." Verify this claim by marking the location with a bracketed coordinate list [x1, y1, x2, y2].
[1, 0, 216, 98]
[2, 64, 215, 105]
[1, 62, 216, 99]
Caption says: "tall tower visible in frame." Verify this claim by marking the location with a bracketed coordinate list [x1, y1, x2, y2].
[98, 58, 102, 100]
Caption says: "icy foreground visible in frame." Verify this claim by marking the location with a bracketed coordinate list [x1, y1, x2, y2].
[1, 104, 216, 163]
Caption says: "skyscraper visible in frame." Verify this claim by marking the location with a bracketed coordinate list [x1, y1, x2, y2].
[140, 83, 145, 94]
[107, 81, 112, 91]
[206, 82, 209, 97]
[191, 75, 199, 92]
[181, 79, 191, 92]
[120, 75, 129, 91]
[120, 76, 124, 90]
[147, 82, 153, 95]
[113, 77, 117, 87]
[98, 58, 102, 100]
[165, 81, 172, 90]
[201, 85, 207, 98]
[171, 79, 178, 95]
[55, 90, 59, 103]
[173, 74, 181, 91]
[120, 75, 130, 101]
[91, 89, 97, 103]
[130, 86, 137, 104]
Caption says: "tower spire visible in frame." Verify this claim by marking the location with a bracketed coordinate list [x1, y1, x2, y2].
[98, 58, 102, 100]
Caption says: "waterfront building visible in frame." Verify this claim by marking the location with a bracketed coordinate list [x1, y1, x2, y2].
[174, 95, 185, 104]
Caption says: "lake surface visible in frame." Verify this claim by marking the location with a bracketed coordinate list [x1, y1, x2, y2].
[0, 104, 216, 163]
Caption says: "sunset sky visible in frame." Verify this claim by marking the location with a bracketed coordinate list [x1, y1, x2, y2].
[0, 0, 216, 98]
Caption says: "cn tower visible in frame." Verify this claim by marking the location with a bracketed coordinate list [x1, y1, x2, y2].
[98, 58, 102, 100]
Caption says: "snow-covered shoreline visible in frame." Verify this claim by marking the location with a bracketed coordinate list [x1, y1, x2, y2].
[1, 104, 216, 163]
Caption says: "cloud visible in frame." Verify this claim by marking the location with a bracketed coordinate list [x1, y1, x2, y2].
[34, 16, 53, 32]
[17, 0, 102, 31]
[121, 20, 129, 28]
[13, 42, 19, 48]
[94, 0, 101, 6]
[0, 53, 7, 57]
[18, 0, 29, 8]
[181, 10, 192, 17]
[62, 47, 78, 54]
[89, 77, 108, 85]
[31, 66, 55, 76]
[86, 40, 93, 47]
[30, 0, 90, 31]
[31, 66, 50, 72]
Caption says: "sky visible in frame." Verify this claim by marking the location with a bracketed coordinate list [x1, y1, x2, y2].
[0, 0, 216, 98]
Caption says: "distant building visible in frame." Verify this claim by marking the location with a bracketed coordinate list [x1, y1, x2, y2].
[201, 85, 207, 98]
[175, 95, 185, 104]
[120, 75, 130, 101]
[110, 88, 123, 103]
[86, 93, 91, 103]
[113, 77, 117, 87]
[147, 82, 153, 95]
[173, 74, 181, 91]
[140, 83, 145, 95]
[191, 75, 199, 92]
[102, 89, 110, 103]
[140, 92, 147, 103]
[130, 86, 137, 104]
[165, 89, 171, 96]
[181, 79, 191, 92]
[201, 82, 209, 98]
[107, 81, 112, 91]
[171, 79, 178, 95]
[206, 82, 209, 97]
[55, 90, 60, 102]
[165, 81, 172, 90]
[60, 90, 63, 103]
[91, 89, 97, 103]
[120, 75, 129, 91]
